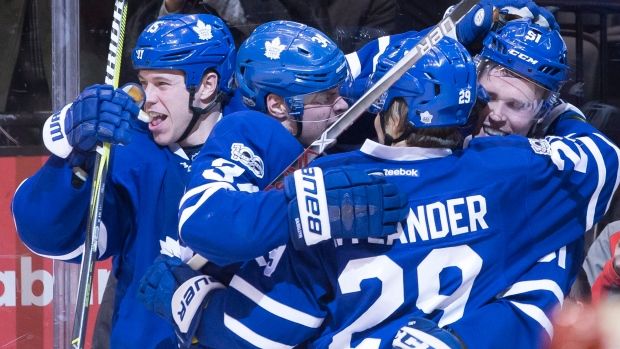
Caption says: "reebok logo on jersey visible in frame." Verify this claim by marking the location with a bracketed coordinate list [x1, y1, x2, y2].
[231, 143, 264, 178]
[383, 168, 419, 177]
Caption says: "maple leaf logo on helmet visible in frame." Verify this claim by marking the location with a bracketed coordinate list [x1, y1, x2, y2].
[193, 20, 213, 41]
[265, 37, 286, 60]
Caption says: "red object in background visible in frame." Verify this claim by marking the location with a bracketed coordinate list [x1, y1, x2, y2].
[0, 156, 111, 349]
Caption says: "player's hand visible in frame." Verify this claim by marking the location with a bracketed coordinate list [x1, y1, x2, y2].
[284, 166, 408, 249]
[137, 254, 225, 348]
[393, 318, 467, 349]
[42, 84, 142, 168]
[448, 0, 552, 47]
[65, 84, 140, 167]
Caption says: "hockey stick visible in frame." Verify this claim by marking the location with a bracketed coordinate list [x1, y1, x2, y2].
[266, 0, 480, 190]
[70, 1, 128, 348]
[187, 0, 481, 270]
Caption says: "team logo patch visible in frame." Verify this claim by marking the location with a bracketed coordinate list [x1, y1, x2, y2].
[265, 37, 286, 59]
[231, 143, 264, 178]
[529, 138, 552, 155]
[193, 20, 213, 40]
[419, 111, 433, 124]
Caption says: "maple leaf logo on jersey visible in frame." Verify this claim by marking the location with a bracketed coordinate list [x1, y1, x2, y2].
[265, 37, 286, 60]
[419, 111, 433, 124]
[193, 20, 213, 41]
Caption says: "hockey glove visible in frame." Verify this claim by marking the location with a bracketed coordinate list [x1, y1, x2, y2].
[447, 0, 551, 47]
[284, 166, 409, 249]
[137, 254, 225, 348]
[42, 83, 142, 168]
[393, 318, 467, 349]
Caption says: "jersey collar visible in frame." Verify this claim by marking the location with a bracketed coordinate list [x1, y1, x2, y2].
[360, 139, 453, 161]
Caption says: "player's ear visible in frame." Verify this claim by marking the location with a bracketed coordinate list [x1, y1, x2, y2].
[266, 94, 289, 120]
[197, 71, 219, 103]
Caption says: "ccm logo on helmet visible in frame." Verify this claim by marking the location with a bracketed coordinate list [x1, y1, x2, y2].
[508, 49, 539, 65]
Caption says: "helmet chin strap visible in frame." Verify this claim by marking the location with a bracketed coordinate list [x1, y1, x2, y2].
[176, 87, 226, 144]
[379, 110, 413, 146]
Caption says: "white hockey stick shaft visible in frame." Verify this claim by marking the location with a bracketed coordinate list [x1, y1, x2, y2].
[71, 1, 127, 348]
[187, 0, 480, 270]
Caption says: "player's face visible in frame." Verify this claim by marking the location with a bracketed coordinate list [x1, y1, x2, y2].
[297, 86, 349, 147]
[139, 69, 195, 146]
[473, 66, 544, 137]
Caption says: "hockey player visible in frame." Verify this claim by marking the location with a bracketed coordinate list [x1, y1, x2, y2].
[177, 20, 408, 267]
[344, 16, 586, 348]
[138, 34, 619, 349]
[11, 14, 240, 348]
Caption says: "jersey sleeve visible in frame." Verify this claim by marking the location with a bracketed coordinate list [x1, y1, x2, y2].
[179, 111, 305, 266]
[506, 118, 620, 260]
[449, 242, 582, 349]
[11, 152, 131, 262]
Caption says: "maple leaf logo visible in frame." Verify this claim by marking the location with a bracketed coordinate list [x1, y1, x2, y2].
[265, 37, 286, 60]
[193, 20, 213, 41]
[160, 236, 194, 262]
[419, 111, 433, 124]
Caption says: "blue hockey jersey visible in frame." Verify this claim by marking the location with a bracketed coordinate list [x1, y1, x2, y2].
[192, 118, 619, 349]
[179, 110, 305, 266]
[11, 119, 226, 348]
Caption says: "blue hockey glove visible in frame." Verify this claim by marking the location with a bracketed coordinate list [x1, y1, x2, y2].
[534, 7, 559, 30]
[136, 254, 225, 348]
[393, 318, 466, 349]
[447, 0, 542, 46]
[42, 84, 142, 168]
[284, 166, 409, 249]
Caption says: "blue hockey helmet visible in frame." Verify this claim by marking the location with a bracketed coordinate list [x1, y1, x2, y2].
[479, 19, 569, 93]
[235, 21, 350, 117]
[132, 14, 236, 95]
[477, 19, 569, 121]
[368, 35, 477, 128]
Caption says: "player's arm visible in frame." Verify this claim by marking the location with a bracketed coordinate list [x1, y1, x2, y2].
[11, 84, 140, 261]
[448, 243, 581, 349]
[178, 112, 305, 265]
[179, 113, 407, 266]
